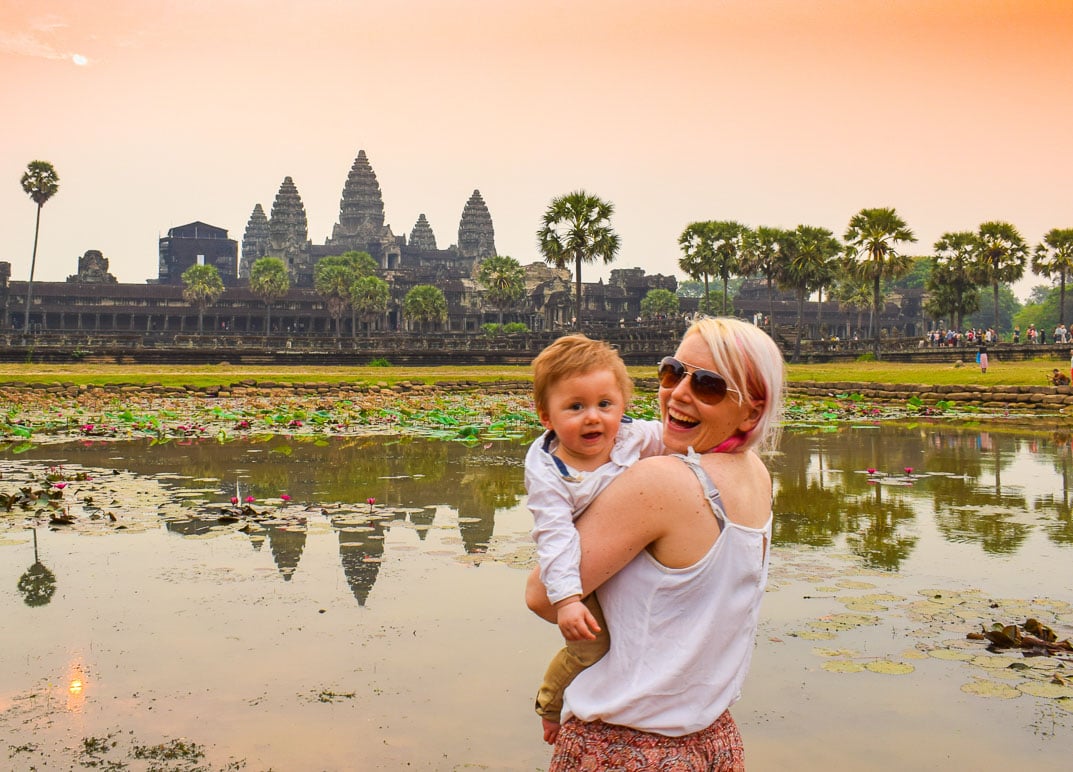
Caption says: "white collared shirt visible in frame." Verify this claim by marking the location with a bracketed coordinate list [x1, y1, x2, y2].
[525, 418, 663, 604]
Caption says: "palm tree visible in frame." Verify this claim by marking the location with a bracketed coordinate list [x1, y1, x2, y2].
[972, 221, 1028, 330]
[844, 207, 917, 359]
[929, 232, 979, 331]
[537, 191, 620, 328]
[832, 275, 873, 340]
[350, 275, 390, 333]
[476, 255, 525, 325]
[741, 226, 793, 332]
[403, 284, 447, 331]
[314, 252, 375, 337]
[249, 256, 290, 334]
[1033, 228, 1073, 325]
[678, 221, 749, 315]
[181, 264, 224, 333]
[20, 160, 60, 333]
[780, 225, 842, 362]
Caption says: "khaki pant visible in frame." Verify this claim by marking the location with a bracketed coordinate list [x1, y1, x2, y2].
[534, 594, 609, 723]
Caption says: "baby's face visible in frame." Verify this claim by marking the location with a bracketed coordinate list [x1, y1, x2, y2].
[538, 370, 625, 471]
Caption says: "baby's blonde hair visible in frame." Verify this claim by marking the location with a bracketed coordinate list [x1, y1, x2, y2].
[531, 335, 632, 412]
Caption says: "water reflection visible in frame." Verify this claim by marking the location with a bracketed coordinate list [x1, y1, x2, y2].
[4, 436, 528, 605]
[16, 529, 57, 607]
[5, 422, 1073, 600]
[768, 423, 1071, 569]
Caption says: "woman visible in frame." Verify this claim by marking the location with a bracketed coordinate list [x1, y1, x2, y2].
[525, 316, 784, 769]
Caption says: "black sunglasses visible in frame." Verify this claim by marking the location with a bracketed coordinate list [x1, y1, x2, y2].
[657, 356, 741, 405]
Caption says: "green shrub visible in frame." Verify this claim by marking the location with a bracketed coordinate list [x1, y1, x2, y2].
[503, 322, 528, 334]
[367, 357, 392, 367]
[481, 323, 502, 336]
[856, 352, 877, 362]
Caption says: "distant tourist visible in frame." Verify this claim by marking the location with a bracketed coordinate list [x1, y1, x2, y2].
[1050, 369, 1070, 386]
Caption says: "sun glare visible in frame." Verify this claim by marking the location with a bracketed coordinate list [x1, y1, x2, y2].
[72, 53, 88, 66]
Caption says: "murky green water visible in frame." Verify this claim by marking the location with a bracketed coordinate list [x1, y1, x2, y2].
[1, 423, 1071, 770]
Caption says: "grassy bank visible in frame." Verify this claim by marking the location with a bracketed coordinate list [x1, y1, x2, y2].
[0, 357, 1067, 389]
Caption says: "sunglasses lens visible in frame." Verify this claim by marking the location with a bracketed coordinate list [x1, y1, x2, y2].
[690, 371, 728, 403]
[657, 357, 728, 404]
[657, 357, 685, 388]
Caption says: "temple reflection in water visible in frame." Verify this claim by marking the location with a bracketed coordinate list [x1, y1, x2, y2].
[6, 423, 1073, 602]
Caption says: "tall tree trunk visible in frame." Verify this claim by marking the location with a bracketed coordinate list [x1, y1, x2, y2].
[574, 254, 583, 328]
[872, 274, 882, 360]
[993, 282, 1001, 330]
[1061, 275, 1067, 326]
[766, 275, 775, 334]
[23, 204, 42, 332]
[721, 275, 728, 315]
[793, 288, 805, 363]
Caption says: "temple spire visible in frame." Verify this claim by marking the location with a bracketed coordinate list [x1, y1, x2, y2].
[409, 214, 437, 251]
[267, 176, 312, 284]
[328, 150, 386, 249]
[457, 189, 495, 259]
[240, 203, 270, 278]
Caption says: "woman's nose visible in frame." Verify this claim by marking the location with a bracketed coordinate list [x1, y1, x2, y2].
[671, 373, 694, 401]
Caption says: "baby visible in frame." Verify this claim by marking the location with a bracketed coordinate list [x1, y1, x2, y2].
[525, 334, 663, 744]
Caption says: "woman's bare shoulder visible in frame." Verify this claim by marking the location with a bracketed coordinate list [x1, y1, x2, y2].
[702, 451, 772, 528]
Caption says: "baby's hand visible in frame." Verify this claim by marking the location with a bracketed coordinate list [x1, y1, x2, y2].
[542, 717, 560, 745]
[556, 598, 600, 642]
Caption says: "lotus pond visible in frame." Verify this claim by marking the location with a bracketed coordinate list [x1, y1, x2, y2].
[1, 416, 1072, 770]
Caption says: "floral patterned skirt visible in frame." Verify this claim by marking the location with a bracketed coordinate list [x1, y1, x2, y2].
[549, 710, 745, 771]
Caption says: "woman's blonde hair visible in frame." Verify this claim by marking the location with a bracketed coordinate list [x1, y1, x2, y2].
[685, 317, 785, 453]
[532, 335, 632, 412]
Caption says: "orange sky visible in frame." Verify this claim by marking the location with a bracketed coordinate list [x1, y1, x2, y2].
[2, 0, 1071, 298]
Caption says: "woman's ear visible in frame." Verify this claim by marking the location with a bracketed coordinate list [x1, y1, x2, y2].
[737, 400, 764, 434]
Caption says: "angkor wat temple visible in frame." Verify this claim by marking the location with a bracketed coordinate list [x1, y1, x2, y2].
[0, 150, 677, 337]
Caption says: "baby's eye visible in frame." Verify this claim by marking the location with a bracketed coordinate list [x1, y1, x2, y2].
[569, 402, 584, 411]
[599, 400, 613, 408]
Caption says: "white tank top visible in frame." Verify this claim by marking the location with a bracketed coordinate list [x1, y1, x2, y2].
[561, 449, 772, 736]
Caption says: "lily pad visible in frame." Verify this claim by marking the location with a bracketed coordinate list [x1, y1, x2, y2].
[822, 660, 865, 673]
[865, 660, 915, 675]
[928, 648, 975, 661]
[1017, 681, 1073, 699]
[961, 679, 1021, 699]
[812, 647, 860, 658]
[790, 630, 837, 641]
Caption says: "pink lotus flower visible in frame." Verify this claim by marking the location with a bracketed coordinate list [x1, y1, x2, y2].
[231, 496, 239, 505]
[53, 482, 67, 489]
[904, 467, 913, 475]
[366, 497, 376, 506]
[245, 496, 255, 503]
[867, 468, 876, 475]
[281, 494, 291, 502]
